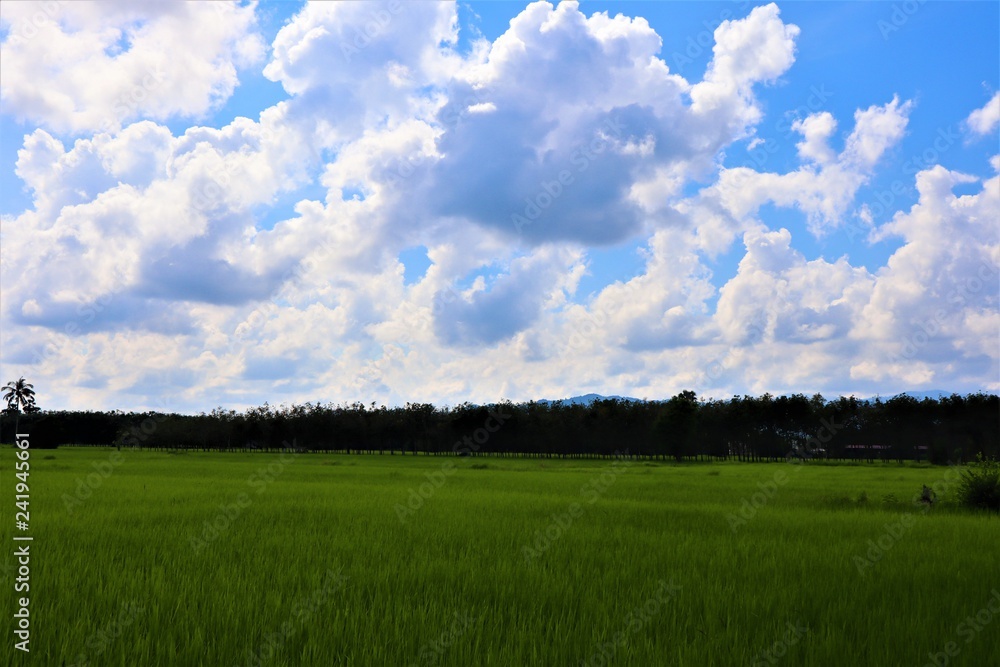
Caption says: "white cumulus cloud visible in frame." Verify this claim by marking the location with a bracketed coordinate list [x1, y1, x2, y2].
[0, 1, 264, 134]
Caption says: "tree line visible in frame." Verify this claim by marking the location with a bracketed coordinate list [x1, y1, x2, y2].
[2, 391, 997, 464]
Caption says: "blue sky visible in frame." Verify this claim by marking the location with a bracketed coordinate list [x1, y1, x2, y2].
[0, 1, 997, 412]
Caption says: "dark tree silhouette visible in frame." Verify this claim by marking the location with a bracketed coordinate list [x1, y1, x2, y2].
[655, 390, 699, 461]
[2, 376, 39, 438]
[1, 391, 997, 462]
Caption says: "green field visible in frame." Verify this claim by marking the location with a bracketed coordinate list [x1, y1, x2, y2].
[2, 447, 998, 666]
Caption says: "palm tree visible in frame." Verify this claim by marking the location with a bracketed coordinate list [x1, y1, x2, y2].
[2, 377, 38, 438]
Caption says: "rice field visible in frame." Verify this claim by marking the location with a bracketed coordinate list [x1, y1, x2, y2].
[1, 447, 998, 666]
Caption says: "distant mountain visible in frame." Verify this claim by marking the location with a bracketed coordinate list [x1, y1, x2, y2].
[535, 393, 643, 406]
